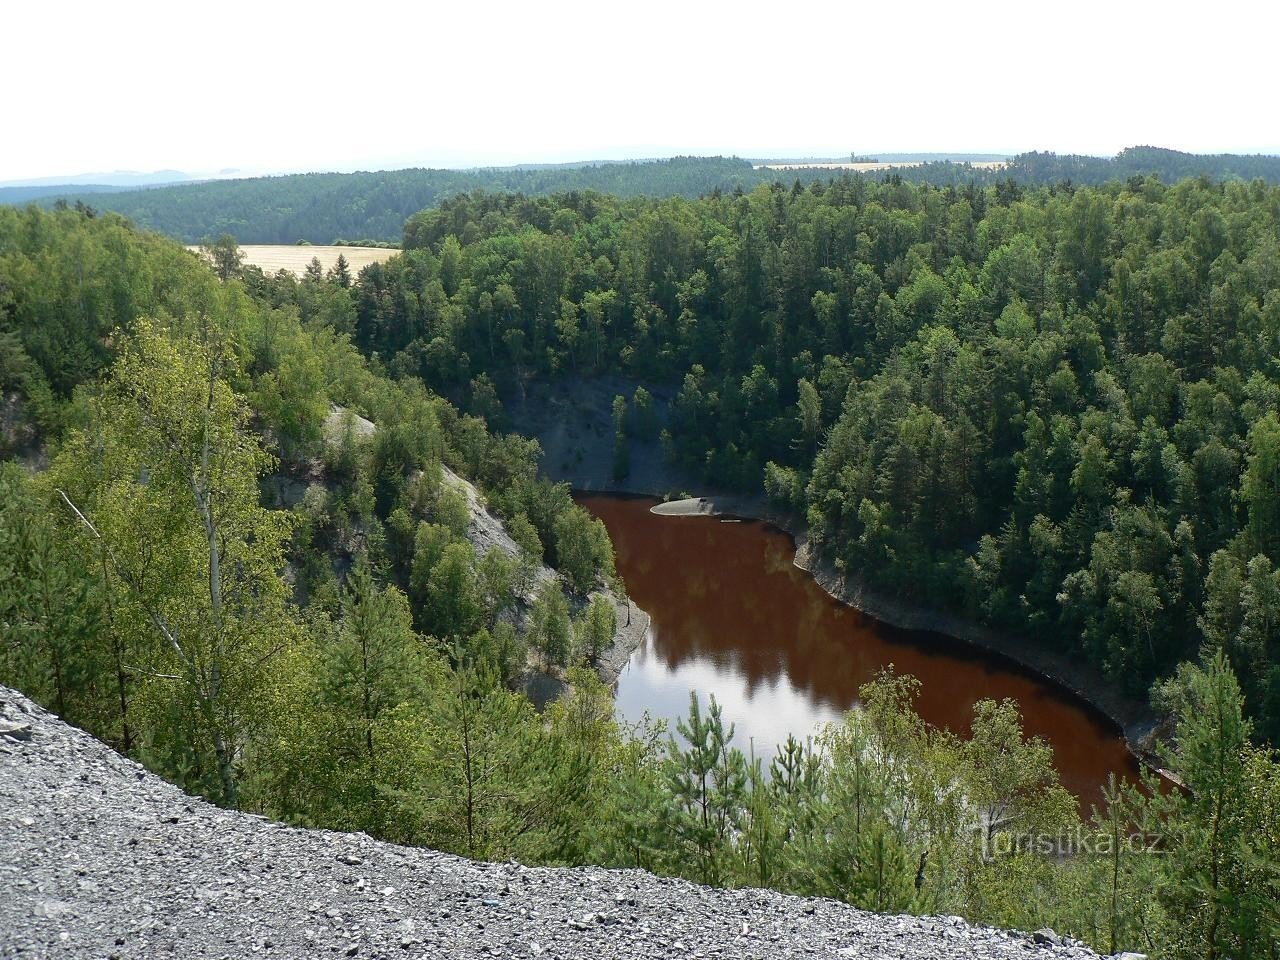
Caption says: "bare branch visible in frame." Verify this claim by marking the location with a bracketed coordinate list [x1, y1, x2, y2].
[56, 489, 103, 540]
[122, 664, 184, 682]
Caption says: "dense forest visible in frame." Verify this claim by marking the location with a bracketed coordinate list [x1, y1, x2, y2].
[18, 147, 1280, 245]
[1009, 147, 1280, 186]
[35, 158, 780, 244]
[347, 176, 1280, 747]
[1, 201, 1278, 957]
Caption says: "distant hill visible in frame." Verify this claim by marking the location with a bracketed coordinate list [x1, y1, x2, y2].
[22, 157, 776, 243]
[15, 148, 1280, 245]
[0, 183, 142, 204]
[0, 169, 193, 188]
[749, 153, 1011, 164]
[0, 169, 196, 205]
[1004, 145, 1280, 184]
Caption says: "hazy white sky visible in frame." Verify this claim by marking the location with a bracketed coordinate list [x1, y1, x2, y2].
[4, 0, 1277, 181]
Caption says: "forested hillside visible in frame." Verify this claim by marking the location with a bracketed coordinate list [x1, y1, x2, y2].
[0, 204, 620, 809]
[35, 158, 776, 244]
[19, 147, 1280, 245]
[348, 176, 1280, 745]
[1007, 146, 1280, 185]
[1, 204, 1277, 958]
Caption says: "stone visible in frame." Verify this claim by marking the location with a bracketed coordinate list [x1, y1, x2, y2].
[0, 720, 32, 741]
[0, 683, 1116, 960]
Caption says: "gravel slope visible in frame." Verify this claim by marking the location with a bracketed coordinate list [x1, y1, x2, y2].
[1, 688, 1108, 960]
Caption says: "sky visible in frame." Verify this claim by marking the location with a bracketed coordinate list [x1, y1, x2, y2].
[4, 0, 1278, 182]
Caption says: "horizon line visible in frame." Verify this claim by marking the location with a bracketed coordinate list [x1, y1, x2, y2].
[7, 144, 1280, 188]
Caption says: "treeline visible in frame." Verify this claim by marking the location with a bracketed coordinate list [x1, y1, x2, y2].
[35, 158, 777, 244]
[1007, 146, 1280, 185]
[348, 176, 1280, 743]
[0, 182, 153, 205]
[19, 147, 1280, 245]
[0, 206, 1277, 956]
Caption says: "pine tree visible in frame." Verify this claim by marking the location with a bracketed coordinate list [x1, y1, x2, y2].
[423, 542, 481, 638]
[659, 693, 747, 885]
[319, 563, 438, 833]
[329, 253, 353, 288]
[0, 464, 116, 741]
[419, 665, 541, 859]
[1151, 651, 1279, 960]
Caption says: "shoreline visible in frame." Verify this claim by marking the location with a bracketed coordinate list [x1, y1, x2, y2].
[506, 374, 1164, 766]
[593, 590, 652, 689]
[624, 492, 1164, 772]
[516, 587, 650, 709]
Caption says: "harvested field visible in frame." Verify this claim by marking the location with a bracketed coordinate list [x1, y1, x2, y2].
[186, 244, 398, 278]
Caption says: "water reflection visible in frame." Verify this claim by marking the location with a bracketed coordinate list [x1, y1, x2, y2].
[578, 494, 1140, 808]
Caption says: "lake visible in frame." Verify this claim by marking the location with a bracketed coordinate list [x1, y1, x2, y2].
[577, 493, 1140, 809]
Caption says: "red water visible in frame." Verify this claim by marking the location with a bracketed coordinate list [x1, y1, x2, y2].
[578, 494, 1140, 811]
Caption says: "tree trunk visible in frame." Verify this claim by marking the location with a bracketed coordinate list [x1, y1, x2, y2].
[100, 551, 132, 753]
[199, 354, 236, 809]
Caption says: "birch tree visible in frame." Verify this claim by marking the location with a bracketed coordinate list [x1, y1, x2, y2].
[50, 317, 296, 806]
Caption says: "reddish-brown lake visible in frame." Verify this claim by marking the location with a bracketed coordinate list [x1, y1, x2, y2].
[577, 494, 1140, 810]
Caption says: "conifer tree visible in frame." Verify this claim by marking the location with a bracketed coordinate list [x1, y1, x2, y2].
[1151, 652, 1279, 960]
[660, 693, 747, 885]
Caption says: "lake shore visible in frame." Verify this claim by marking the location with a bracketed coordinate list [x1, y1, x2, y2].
[594, 590, 652, 689]
[507, 375, 1163, 772]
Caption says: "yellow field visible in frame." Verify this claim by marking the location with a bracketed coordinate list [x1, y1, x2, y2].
[187, 244, 399, 278]
[754, 160, 1008, 172]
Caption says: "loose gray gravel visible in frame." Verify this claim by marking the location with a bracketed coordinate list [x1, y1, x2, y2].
[0, 687, 1114, 959]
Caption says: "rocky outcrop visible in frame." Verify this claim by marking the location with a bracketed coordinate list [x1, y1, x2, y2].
[0, 687, 1113, 960]
[503, 375, 679, 497]
[441, 464, 555, 593]
[0, 391, 43, 468]
[311, 409, 647, 695]
[438, 464, 648, 692]
[323, 404, 377, 445]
